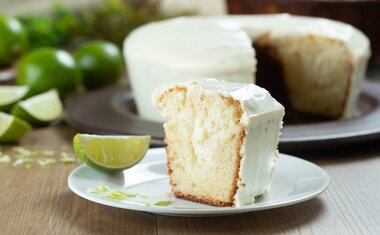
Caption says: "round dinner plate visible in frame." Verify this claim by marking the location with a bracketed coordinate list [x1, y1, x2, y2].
[68, 148, 329, 217]
[65, 80, 380, 151]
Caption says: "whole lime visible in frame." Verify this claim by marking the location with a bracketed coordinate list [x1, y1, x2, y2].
[74, 40, 124, 89]
[16, 48, 81, 98]
[0, 16, 29, 67]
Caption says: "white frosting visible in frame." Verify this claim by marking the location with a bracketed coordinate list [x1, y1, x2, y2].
[126, 19, 256, 121]
[197, 14, 369, 61]
[125, 14, 370, 122]
[152, 79, 285, 206]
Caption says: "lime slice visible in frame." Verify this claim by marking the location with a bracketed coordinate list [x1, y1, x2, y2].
[11, 90, 62, 126]
[0, 86, 29, 112]
[0, 112, 32, 142]
[73, 134, 151, 173]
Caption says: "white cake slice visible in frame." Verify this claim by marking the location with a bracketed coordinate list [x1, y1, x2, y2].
[152, 79, 285, 207]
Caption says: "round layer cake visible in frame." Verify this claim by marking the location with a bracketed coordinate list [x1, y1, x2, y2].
[124, 14, 370, 122]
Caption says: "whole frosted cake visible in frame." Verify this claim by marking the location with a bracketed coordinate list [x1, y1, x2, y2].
[152, 79, 285, 206]
[125, 14, 370, 122]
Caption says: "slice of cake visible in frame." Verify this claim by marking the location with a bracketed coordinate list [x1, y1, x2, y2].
[152, 79, 285, 207]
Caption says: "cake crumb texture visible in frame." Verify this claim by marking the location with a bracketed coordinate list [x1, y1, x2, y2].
[158, 85, 245, 206]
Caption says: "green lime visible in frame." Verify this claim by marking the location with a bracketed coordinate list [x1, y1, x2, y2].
[16, 48, 81, 98]
[11, 90, 62, 126]
[74, 40, 124, 89]
[73, 134, 151, 173]
[0, 111, 32, 143]
[0, 85, 29, 112]
[0, 16, 29, 67]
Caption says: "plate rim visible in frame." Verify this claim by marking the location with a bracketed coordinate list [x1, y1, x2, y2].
[68, 148, 330, 216]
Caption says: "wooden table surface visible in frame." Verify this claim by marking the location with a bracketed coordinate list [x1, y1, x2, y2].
[1, 124, 380, 235]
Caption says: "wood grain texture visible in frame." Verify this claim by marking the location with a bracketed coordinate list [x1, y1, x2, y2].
[1, 124, 380, 234]
[0, 125, 156, 235]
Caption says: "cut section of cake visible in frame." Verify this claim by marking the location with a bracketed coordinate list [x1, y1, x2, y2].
[152, 79, 285, 207]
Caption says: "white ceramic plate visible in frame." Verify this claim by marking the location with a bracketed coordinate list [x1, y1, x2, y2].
[68, 148, 329, 217]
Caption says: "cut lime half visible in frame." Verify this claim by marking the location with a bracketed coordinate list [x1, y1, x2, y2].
[11, 90, 62, 126]
[0, 85, 29, 112]
[73, 134, 151, 173]
[0, 112, 32, 142]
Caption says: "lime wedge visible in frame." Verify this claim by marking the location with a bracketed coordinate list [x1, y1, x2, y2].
[11, 90, 62, 126]
[0, 86, 29, 112]
[73, 134, 151, 173]
[0, 112, 32, 142]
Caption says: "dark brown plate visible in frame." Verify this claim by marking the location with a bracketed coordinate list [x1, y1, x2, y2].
[65, 81, 380, 151]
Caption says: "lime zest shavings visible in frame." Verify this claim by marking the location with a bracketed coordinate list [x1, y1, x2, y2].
[3, 145, 78, 169]
[33, 150, 55, 157]
[0, 155, 11, 164]
[140, 202, 151, 206]
[13, 147, 34, 158]
[154, 201, 173, 207]
[59, 152, 76, 164]
[87, 183, 111, 194]
[87, 183, 173, 206]
[106, 191, 127, 201]
[87, 183, 137, 201]
[105, 191, 139, 201]
[12, 158, 34, 167]
[37, 158, 57, 167]
[24, 163, 32, 169]
[122, 192, 138, 198]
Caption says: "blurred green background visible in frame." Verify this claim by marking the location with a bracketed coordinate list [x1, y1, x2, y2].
[0, 0, 175, 50]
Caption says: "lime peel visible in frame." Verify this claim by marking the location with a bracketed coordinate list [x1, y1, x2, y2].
[0, 86, 29, 112]
[0, 112, 31, 143]
[73, 134, 151, 173]
[11, 90, 62, 126]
